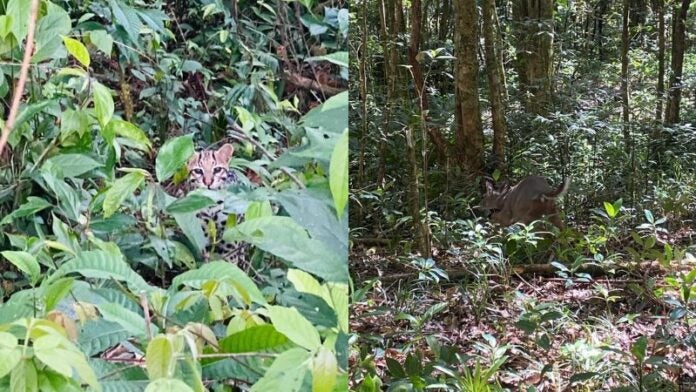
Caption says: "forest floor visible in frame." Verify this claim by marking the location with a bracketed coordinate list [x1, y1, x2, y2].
[350, 233, 696, 391]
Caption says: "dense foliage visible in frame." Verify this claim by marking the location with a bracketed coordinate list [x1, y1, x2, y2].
[0, 0, 348, 390]
[351, 0, 696, 390]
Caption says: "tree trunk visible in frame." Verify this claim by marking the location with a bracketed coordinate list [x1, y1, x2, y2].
[512, 0, 555, 115]
[357, 0, 368, 201]
[453, 0, 484, 174]
[482, 0, 508, 173]
[664, 0, 692, 125]
[655, 0, 665, 123]
[405, 124, 430, 257]
[621, 0, 631, 153]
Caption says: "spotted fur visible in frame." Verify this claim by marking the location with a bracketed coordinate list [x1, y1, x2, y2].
[187, 144, 248, 266]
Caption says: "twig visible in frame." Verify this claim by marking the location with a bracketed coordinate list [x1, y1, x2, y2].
[227, 127, 306, 189]
[140, 293, 152, 340]
[0, 0, 40, 156]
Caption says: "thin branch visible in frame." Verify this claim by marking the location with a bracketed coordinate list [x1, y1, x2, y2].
[227, 127, 306, 189]
[0, 0, 40, 156]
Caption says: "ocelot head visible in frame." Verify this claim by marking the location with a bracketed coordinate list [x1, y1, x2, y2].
[187, 143, 236, 190]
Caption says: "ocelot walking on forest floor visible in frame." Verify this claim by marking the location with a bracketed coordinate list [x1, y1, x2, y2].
[187, 143, 248, 267]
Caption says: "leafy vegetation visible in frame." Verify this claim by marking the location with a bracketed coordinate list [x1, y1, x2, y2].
[0, 0, 348, 390]
[351, 0, 696, 390]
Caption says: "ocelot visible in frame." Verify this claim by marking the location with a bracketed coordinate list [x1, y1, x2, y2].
[186, 143, 247, 266]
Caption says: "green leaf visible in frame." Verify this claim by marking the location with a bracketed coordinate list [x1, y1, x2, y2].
[105, 120, 152, 151]
[267, 305, 320, 350]
[11, 359, 38, 392]
[146, 335, 174, 380]
[32, 3, 71, 63]
[103, 171, 145, 218]
[155, 135, 194, 182]
[300, 91, 347, 133]
[165, 194, 215, 214]
[225, 217, 348, 283]
[92, 82, 114, 128]
[43, 154, 102, 178]
[33, 335, 99, 389]
[78, 320, 131, 356]
[305, 51, 348, 67]
[603, 201, 616, 218]
[6, 0, 30, 42]
[311, 347, 337, 392]
[172, 261, 266, 305]
[630, 336, 647, 362]
[0, 332, 21, 379]
[62, 36, 90, 67]
[1, 251, 40, 285]
[89, 30, 113, 55]
[0, 197, 51, 225]
[219, 325, 289, 353]
[60, 109, 93, 140]
[329, 130, 348, 217]
[250, 348, 310, 392]
[53, 250, 152, 293]
[42, 277, 75, 312]
[144, 378, 194, 392]
[97, 302, 158, 337]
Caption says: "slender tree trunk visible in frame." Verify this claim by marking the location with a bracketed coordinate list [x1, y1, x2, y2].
[453, 0, 484, 174]
[512, 0, 555, 115]
[358, 0, 368, 200]
[408, 0, 426, 107]
[483, 0, 508, 173]
[377, 0, 394, 184]
[664, 0, 692, 125]
[621, 0, 631, 153]
[405, 124, 430, 256]
[655, 0, 665, 123]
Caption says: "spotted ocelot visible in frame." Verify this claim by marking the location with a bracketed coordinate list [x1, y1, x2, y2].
[186, 143, 247, 266]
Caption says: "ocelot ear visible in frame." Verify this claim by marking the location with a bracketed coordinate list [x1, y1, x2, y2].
[216, 143, 235, 163]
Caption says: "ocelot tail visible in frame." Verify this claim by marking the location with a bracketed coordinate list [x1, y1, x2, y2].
[187, 143, 248, 266]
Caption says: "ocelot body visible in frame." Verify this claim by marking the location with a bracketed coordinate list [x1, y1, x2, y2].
[187, 143, 248, 266]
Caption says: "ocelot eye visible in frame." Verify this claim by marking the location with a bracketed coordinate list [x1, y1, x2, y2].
[213, 167, 223, 174]
[191, 168, 203, 175]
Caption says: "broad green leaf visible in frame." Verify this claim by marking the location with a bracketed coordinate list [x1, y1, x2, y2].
[300, 91, 347, 133]
[53, 250, 152, 293]
[267, 305, 320, 350]
[155, 135, 194, 182]
[0, 197, 52, 225]
[225, 217, 348, 283]
[43, 154, 102, 178]
[328, 130, 348, 217]
[235, 107, 255, 133]
[6, 0, 30, 42]
[14, 100, 55, 135]
[0, 332, 21, 379]
[32, 3, 71, 63]
[89, 30, 113, 55]
[10, 359, 38, 392]
[97, 302, 158, 337]
[219, 325, 289, 353]
[78, 320, 131, 356]
[146, 335, 174, 380]
[103, 171, 145, 218]
[275, 190, 348, 258]
[250, 348, 310, 392]
[144, 378, 194, 392]
[165, 194, 215, 214]
[0, 15, 12, 39]
[109, 0, 144, 46]
[1, 251, 40, 285]
[305, 51, 348, 67]
[105, 120, 152, 151]
[245, 200, 274, 220]
[172, 261, 266, 305]
[603, 201, 616, 218]
[311, 347, 337, 392]
[92, 82, 114, 128]
[287, 269, 330, 305]
[62, 36, 90, 67]
[60, 109, 93, 140]
[42, 277, 75, 312]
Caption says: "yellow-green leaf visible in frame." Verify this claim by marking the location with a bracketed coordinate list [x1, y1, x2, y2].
[329, 129, 348, 217]
[311, 347, 337, 392]
[267, 305, 321, 350]
[62, 36, 90, 67]
[103, 171, 145, 218]
[146, 335, 175, 380]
